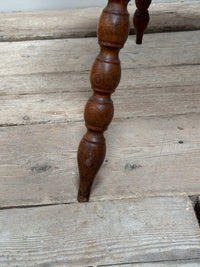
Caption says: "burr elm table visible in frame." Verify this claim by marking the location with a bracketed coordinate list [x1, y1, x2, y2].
[77, 0, 151, 202]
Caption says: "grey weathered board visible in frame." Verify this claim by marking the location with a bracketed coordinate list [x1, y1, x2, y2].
[0, 5, 200, 267]
[0, 197, 200, 266]
[0, 114, 200, 208]
[0, 31, 200, 126]
[0, 30, 200, 208]
[0, 2, 200, 41]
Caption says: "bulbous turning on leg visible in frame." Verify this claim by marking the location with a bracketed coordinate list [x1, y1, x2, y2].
[77, 0, 130, 202]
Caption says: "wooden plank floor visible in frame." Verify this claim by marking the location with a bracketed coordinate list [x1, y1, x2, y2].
[0, 2, 200, 41]
[0, 31, 200, 208]
[0, 4, 200, 266]
[1, 197, 200, 266]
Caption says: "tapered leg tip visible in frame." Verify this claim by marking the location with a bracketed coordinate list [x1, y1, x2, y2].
[136, 33, 143, 45]
[77, 192, 89, 202]
[136, 40, 142, 45]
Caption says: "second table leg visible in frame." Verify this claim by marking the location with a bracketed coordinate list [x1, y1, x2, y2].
[133, 0, 152, 44]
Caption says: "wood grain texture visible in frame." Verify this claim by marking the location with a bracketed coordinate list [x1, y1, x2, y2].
[0, 114, 200, 208]
[0, 31, 200, 126]
[0, 31, 199, 76]
[0, 7, 200, 265]
[0, 197, 200, 266]
[0, 2, 200, 41]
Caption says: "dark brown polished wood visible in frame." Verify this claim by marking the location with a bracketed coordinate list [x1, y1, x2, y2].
[77, 0, 151, 202]
[133, 0, 152, 44]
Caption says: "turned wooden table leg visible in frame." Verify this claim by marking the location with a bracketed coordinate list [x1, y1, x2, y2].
[133, 0, 152, 44]
[77, 0, 130, 202]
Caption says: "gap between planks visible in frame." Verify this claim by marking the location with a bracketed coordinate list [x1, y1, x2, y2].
[100, 258, 200, 266]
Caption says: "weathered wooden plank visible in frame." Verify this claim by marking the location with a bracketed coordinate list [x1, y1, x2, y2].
[0, 114, 200, 208]
[0, 197, 200, 266]
[0, 31, 199, 76]
[0, 31, 200, 126]
[2, 79, 200, 126]
[0, 2, 200, 41]
[1, 65, 200, 96]
[1, 79, 199, 126]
